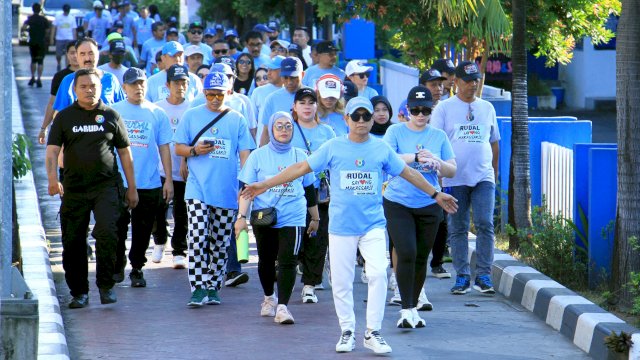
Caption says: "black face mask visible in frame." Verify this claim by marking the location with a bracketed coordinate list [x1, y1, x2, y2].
[111, 54, 124, 65]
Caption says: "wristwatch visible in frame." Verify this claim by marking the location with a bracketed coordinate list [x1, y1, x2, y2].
[414, 152, 419, 163]
[431, 191, 439, 199]
[190, 147, 197, 157]
[238, 214, 246, 220]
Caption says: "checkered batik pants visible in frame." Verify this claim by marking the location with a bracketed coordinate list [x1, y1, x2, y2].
[186, 200, 235, 292]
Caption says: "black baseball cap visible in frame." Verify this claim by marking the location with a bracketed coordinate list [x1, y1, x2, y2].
[419, 68, 446, 84]
[294, 87, 317, 102]
[167, 64, 189, 81]
[166, 27, 179, 35]
[432, 59, 456, 75]
[455, 61, 482, 82]
[109, 39, 126, 54]
[123, 67, 146, 84]
[188, 21, 204, 30]
[316, 41, 337, 54]
[406, 85, 433, 108]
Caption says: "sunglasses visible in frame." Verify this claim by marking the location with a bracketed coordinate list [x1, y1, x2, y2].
[350, 112, 372, 122]
[409, 107, 432, 116]
[214, 49, 228, 55]
[256, 75, 268, 81]
[190, 30, 203, 35]
[197, 72, 208, 79]
[237, 59, 251, 65]
[356, 73, 369, 79]
[274, 123, 293, 131]
[205, 92, 225, 101]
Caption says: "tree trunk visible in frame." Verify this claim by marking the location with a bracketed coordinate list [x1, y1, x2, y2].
[611, 0, 640, 306]
[508, 0, 532, 251]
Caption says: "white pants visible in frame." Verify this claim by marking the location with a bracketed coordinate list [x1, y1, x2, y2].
[329, 227, 388, 332]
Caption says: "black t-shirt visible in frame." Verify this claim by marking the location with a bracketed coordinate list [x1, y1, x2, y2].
[25, 14, 50, 45]
[48, 101, 130, 192]
[233, 76, 253, 96]
[50, 67, 75, 96]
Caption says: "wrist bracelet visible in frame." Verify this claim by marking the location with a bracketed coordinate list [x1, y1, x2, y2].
[414, 152, 419, 163]
[311, 218, 320, 222]
[40, 127, 46, 131]
[431, 191, 439, 199]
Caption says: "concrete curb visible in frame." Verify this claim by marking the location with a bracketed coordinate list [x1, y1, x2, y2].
[468, 240, 639, 359]
[11, 68, 70, 359]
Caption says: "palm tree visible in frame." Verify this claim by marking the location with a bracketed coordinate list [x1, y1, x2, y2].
[507, 0, 531, 250]
[611, 0, 640, 306]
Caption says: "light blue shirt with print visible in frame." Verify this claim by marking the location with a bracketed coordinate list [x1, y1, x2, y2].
[259, 88, 295, 126]
[238, 147, 315, 228]
[306, 136, 406, 236]
[383, 123, 454, 208]
[252, 54, 271, 70]
[291, 122, 336, 187]
[134, 17, 154, 45]
[112, 100, 173, 189]
[189, 93, 256, 130]
[53, 71, 125, 111]
[173, 106, 256, 208]
[146, 70, 203, 102]
[140, 37, 166, 76]
[114, 13, 136, 38]
[359, 86, 379, 100]
[302, 65, 346, 88]
[320, 112, 348, 136]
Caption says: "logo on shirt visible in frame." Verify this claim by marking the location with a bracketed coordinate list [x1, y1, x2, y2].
[95, 115, 105, 124]
[170, 117, 179, 126]
[210, 127, 219, 135]
[72, 125, 105, 133]
[415, 144, 424, 151]
[354, 159, 365, 167]
[278, 165, 287, 172]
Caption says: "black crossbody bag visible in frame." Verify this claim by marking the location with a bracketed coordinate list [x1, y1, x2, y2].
[249, 151, 298, 227]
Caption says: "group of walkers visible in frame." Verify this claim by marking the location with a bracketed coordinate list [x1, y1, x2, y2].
[35, 3, 500, 354]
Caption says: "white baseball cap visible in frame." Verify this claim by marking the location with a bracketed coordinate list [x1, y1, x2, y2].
[316, 74, 342, 99]
[184, 45, 204, 58]
[345, 59, 373, 77]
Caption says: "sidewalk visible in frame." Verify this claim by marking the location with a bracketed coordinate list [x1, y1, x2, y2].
[11, 43, 596, 359]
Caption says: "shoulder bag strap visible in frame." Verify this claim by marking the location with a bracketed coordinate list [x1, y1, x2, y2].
[189, 108, 230, 147]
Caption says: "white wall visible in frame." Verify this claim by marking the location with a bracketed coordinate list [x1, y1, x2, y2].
[559, 37, 616, 109]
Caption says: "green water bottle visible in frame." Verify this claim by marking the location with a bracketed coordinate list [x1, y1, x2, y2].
[237, 229, 250, 263]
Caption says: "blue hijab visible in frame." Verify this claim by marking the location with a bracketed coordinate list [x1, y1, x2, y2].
[268, 111, 294, 154]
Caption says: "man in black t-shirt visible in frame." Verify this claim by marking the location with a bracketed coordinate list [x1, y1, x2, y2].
[46, 68, 139, 309]
[23, 3, 50, 87]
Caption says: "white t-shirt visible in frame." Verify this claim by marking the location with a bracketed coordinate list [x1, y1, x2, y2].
[97, 63, 128, 86]
[302, 46, 312, 67]
[430, 95, 500, 187]
[53, 13, 77, 41]
[155, 98, 191, 182]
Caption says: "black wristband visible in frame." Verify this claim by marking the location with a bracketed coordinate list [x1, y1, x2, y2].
[414, 153, 419, 163]
[431, 191, 439, 199]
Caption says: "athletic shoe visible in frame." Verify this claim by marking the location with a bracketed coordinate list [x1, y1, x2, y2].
[206, 289, 221, 305]
[360, 268, 368, 283]
[473, 274, 496, 295]
[335, 330, 355, 353]
[68, 294, 89, 309]
[225, 271, 249, 287]
[388, 272, 397, 291]
[296, 264, 303, 275]
[98, 287, 117, 304]
[451, 275, 471, 295]
[28, 78, 35, 86]
[187, 288, 207, 307]
[274, 304, 294, 324]
[412, 308, 426, 328]
[172, 255, 186, 269]
[129, 268, 146, 288]
[363, 330, 392, 354]
[314, 283, 324, 290]
[397, 309, 415, 328]
[301, 285, 318, 303]
[151, 244, 165, 263]
[417, 288, 433, 311]
[389, 286, 401, 306]
[431, 265, 451, 279]
[261, 295, 277, 317]
[36, 79, 42, 88]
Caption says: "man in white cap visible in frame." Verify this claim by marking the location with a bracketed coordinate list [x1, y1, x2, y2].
[146, 41, 203, 102]
[345, 59, 378, 99]
[184, 45, 204, 74]
[269, 39, 290, 59]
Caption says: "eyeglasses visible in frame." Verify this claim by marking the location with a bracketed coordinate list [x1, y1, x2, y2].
[205, 92, 225, 101]
[409, 107, 432, 116]
[237, 59, 251, 66]
[189, 30, 203, 35]
[272, 47, 287, 54]
[274, 123, 293, 131]
[350, 112, 372, 122]
[256, 75, 268, 81]
[356, 73, 369, 79]
[214, 49, 228, 55]
[197, 72, 208, 79]
[466, 104, 474, 122]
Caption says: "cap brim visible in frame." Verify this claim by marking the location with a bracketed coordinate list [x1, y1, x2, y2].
[406, 99, 434, 108]
[169, 75, 189, 81]
[280, 70, 301, 77]
[204, 85, 228, 91]
[459, 73, 482, 81]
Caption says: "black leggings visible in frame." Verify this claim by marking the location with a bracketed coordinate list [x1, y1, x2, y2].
[299, 202, 329, 286]
[253, 225, 304, 305]
[430, 210, 448, 268]
[383, 198, 442, 309]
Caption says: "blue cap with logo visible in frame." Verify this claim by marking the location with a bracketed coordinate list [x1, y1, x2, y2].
[204, 27, 216, 37]
[345, 96, 374, 115]
[224, 29, 238, 38]
[167, 64, 189, 81]
[266, 55, 285, 70]
[203, 72, 230, 91]
[253, 24, 274, 33]
[280, 57, 303, 77]
[123, 67, 146, 84]
[162, 41, 184, 56]
[215, 24, 224, 31]
[210, 63, 234, 76]
[214, 56, 236, 72]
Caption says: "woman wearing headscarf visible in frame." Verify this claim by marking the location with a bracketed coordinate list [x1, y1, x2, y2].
[236, 112, 320, 325]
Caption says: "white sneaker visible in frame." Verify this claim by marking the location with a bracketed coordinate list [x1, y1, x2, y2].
[172, 255, 186, 269]
[335, 330, 355, 353]
[151, 244, 165, 263]
[417, 288, 433, 311]
[389, 286, 401, 306]
[261, 295, 277, 317]
[301, 285, 318, 303]
[412, 307, 426, 328]
[360, 268, 368, 283]
[396, 309, 415, 328]
[388, 272, 397, 291]
[274, 304, 294, 324]
[296, 264, 303, 275]
[363, 329, 392, 354]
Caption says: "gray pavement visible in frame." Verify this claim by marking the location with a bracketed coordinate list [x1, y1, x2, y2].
[12, 43, 596, 359]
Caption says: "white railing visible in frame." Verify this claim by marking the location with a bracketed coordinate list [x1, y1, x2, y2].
[541, 141, 574, 219]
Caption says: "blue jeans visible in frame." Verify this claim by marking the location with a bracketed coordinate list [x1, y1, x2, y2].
[447, 181, 495, 277]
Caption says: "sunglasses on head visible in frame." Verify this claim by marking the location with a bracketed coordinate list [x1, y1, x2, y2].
[350, 112, 372, 122]
[205, 92, 225, 101]
[356, 73, 369, 79]
[190, 30, 203, 35]
[237, 59, 251, 65]
[274, 123, 293, 131]
[409, 107, 432, 116]
[214, 49, 228, 55]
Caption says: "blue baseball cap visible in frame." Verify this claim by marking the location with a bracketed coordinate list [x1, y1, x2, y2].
[224, 29, 238, 38]
[162, 41, 183, 56]
[210, 63, 234, 76]
[280, 57, 303, 77]
[266, 55, 285, 70]
[203, 72, 230, 91]
[345, 96, 374, 115]
[214, 24, 224, 31]
[204, 27, 216, 37]
[253, 24, 274, 33]
[123, 67, 146, 84]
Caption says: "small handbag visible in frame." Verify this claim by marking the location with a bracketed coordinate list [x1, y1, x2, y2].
[249, 151, 297, 227]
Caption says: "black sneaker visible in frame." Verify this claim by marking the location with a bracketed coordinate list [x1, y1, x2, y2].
[431, 265, 451, 279]
[36, 79, 42, 88]
[69, 294, 89, 309]
[473, 274, 496, 295]
[130, 268, 147, 288]
[113, 255, 126, 283]
[99, 288, 117, 304]
[28, 78, 35, 86]
[225, 271, 249, 287]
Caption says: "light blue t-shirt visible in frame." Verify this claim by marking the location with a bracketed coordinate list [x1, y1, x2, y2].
[259, 88, 295, 126]
[87, 15, 112, 45]
[291, 122, 336, 187]
[320, 112, 348, 136]
[383, 123, 455, 208]
[114, 13, 136, 38]
[251, 83, 280, 116]
[146, 69, 203, 102]
[140, 37, 166, 76]
[111, 100, 173, 189]
[252, 54, 271, 70]
[189, 93, 257, 130]
[302, 65, 346, 88]
[238, 146, 315, 228]
[173, 106, 256, 208]
[306, 136, 406, 236]
[53, 71, 125, 111]
[359, 86, 379, 99]
[134, 17, 154, 46]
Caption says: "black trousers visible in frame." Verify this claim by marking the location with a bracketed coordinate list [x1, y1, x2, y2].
[430, 209, 448, 268]
[153, 178, 188, 256]
[383, 198, 442, 309]
[299, 202, 329, 286]
[253, 225, 304, 305]
[60, 183, 123, 296]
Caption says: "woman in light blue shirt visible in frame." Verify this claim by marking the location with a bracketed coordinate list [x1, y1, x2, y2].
[236, 112, 319, 324]
[316, 74, 348, 136]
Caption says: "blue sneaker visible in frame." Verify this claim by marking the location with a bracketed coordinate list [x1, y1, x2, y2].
[450, 275, 471, 295]
[473, 274, 496, 294]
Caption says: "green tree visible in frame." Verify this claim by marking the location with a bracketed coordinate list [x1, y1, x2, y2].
[138, 0, 178, 20]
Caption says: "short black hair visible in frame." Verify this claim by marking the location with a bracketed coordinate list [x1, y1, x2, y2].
[75, 37, 98, 50]
[213, 39, 228, 45]
[65, 41, 76, 53]
[151, 21, 164, 32]
[32, 2, 41, 13]
[155, 50, 163, 62]
[73, 68, 100, 88]
[244, 31, 263, 42]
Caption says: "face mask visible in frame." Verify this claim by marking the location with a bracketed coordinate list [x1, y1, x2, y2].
[111, 54, 124, 65]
